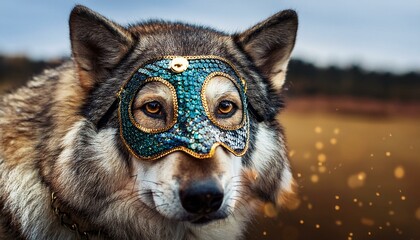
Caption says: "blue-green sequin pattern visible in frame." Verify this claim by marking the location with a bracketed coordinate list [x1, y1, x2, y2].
[119, 57, 249, 159]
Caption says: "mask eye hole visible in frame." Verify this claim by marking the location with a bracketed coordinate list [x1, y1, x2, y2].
[203, 74, 244, 129]
[130, 79, 177, 133]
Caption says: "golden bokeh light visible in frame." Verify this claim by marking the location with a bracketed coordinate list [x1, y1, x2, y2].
[318, 166, 327, 173]
[282, 197, 301, 211]
[314, 126, 322, 134]
[348, 172, 366, 189]
[330, 138, 337, 145]
[394, 165, 405, 179]
[289, 150, 295, 157]
[333, 128, 340, 135]
[415, 207, 420, 220]
[361, 217, 375, 226]
[315, 141, 324, 150]
[317, 153, 327, 162]
[263, 202, 278, 218]
[310, 174, 319, 183]
[386, 151, 391, 157]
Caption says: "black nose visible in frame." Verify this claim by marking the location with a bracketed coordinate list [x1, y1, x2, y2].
[179, 179, 224, 215]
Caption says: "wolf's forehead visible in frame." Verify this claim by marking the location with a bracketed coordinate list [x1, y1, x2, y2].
[128, 21, 226, 37]
[127, 21, 229, 56]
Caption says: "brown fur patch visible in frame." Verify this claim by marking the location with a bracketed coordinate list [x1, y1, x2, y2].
[175, 152, 222, 186]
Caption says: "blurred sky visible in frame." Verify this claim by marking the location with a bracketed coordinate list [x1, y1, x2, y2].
[0, 0, 419, 73]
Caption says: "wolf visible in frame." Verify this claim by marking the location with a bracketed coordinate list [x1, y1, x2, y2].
[0, 5, 298, 240]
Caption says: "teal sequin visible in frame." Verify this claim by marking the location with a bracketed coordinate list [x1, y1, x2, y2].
[119, 57, 249, 159]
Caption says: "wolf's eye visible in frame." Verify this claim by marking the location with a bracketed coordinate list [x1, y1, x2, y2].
[131, 80, 176, 132]
[142, 101, 163, 117]
[217, 100, 237, 117]
[203, 75, 243, 128]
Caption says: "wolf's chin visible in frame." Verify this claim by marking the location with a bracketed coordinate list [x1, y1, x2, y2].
[149, 197, 232, 224]
[189, 214, 228, 225]
[177, 209, 230, 225]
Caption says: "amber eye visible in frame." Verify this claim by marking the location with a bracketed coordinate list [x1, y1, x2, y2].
[217, 100, 237, 117]
[142, 101, 163, 116]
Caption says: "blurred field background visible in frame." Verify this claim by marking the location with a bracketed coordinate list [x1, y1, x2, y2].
[1, 1, 419, 239]
[247, 103, 420, 240]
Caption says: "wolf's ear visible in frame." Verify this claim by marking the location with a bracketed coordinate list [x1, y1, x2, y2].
[236, 10, 298, 91]
[69, 5, 134, 90]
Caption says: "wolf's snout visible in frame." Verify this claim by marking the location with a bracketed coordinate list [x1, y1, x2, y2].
[179, 179, 224, 215]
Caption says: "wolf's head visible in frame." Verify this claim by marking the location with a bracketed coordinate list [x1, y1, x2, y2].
[48, 5, 297, 238]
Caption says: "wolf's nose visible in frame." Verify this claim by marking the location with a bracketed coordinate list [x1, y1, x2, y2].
[179, 179, 224, 215]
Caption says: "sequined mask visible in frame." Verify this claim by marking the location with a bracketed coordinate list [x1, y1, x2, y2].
[118, 56, 249, 160]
